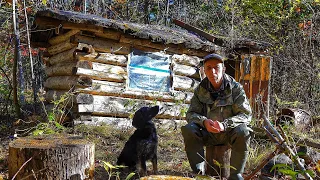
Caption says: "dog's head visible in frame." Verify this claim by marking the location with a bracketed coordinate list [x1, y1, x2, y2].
[132, 105, 160, 129]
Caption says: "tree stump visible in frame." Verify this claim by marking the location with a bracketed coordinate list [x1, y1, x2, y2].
[205, 145, 231, 178]
[9, 135, 95, 180]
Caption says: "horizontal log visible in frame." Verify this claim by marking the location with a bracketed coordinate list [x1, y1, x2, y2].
[75, 80, 193, 103]
[77, 96, 189, 120]
[44, 76, 92, 90]
[63, 21, 104, 33]
[71, 35, 131, 55]
[120, 34, 210, 57]
[75, 67, 126, 82]
[173, 75, 200, 92]
[48, 43, 94, 65]
[49, 29, 80, 45]
[76, 52, 127, 66]
[74, 116, 187, 128]
[46, 61, 92, 77]
[47, 40, 77, 56]
[45, 90, 94, 105]
[173, 63, 200, 79]
[48, 47, 77, 65]
[120, 34, 171, 52]
[94, 29, 122, 41]
[172, 54, 202, 67]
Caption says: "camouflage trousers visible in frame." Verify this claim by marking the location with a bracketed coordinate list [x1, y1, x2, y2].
[181, 122, 251, 180]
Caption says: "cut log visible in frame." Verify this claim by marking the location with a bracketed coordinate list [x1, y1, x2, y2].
[206, 145, 231, 178]
[46, 61, 93, 77]
[48, 29, 80, 45]
[47, 40, 77, 56]
[172, 54, 202, 67]
[173, 63, 200, 79]
[75, 80, 193, 103]
[173, 75, 200, 92]
[71, 35, 131, 55]
[44, 76, 92, 90]
[46, 61, 125, 78]
[76, 52, 127, 66]
[77, 95, 189, 119]
[48, 47, 77, 65]
[9, 135, 94, 180]
[75, 67, 126, 82]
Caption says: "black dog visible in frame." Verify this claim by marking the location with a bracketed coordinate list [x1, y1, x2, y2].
[117, 105, 160, 176]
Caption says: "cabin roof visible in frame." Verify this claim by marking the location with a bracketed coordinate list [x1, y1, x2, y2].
[32, 9, 271, 54]
[32, 9, 218, 53]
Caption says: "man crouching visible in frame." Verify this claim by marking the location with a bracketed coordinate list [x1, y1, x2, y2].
[181, 53, 252, 180]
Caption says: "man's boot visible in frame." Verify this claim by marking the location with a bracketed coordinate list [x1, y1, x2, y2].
[229, 150, 249, 180]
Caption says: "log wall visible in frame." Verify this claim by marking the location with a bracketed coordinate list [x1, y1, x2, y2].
[43, 29, 203, 125]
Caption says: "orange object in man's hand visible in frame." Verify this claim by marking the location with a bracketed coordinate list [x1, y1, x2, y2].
[203, 119, 225, 133]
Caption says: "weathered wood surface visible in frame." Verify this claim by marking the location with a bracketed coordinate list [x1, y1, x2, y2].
[47, 60, 126, 79]
[173, 63, 200, 79]
[76, 52, 127, 66]
[47, 40, 77, 56]
[9, 136, 95, 180]
[172, 54, 202, 67]
[77, 96, 189, 119]
[74, 116, 187, 128]
[206, 145, 231, 178]
[140, 175, 193, 180]
[76, 80, 193, 103]
[71, 35, 131, 55]
[75, 67, 126, 82]
[48, 47, 76, 65]
[173, 75, 200, 92]
[120, 34, 167, 50]
[48, 29, 80, 45]
[94, 29, 122, 41]
[44, 76, 92, 90]
[46, 61, 92, 76]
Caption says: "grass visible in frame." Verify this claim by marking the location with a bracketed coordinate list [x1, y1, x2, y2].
[72, 122, 279, 179]
[0, 118, 318, 179]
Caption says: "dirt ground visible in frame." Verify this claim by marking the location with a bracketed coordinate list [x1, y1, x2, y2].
[0, 118, 319, 180]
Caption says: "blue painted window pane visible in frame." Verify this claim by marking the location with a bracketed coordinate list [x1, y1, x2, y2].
[128, 50, 171, 92]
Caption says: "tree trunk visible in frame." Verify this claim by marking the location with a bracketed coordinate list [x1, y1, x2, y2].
[9, 135, 95, 180]
[206, 145, 231, 178]
[12, 0, 21, 117]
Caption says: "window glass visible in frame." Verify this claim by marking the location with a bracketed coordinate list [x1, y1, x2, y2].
[127, 49, 171, 92]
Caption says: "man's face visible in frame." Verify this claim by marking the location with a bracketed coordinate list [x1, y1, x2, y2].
[204, 59, 225, 88]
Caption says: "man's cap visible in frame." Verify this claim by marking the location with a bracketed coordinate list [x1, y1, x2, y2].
[203, 53, 224, 64]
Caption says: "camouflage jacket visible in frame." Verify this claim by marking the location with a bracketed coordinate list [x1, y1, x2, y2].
[186, 74, 252, 130]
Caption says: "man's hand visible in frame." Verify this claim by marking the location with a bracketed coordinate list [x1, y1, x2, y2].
[203, 119, 225, 133]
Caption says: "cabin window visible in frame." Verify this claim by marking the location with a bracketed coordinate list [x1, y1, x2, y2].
[127, 50, 171, 92]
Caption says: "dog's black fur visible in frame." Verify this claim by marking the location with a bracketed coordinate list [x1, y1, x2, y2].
[117, 105, 160, 176]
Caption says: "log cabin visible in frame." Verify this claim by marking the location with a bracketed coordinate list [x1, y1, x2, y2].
[31, 9, 272, 126]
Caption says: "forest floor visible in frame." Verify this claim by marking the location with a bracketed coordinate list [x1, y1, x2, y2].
[0, 116, 319, 180]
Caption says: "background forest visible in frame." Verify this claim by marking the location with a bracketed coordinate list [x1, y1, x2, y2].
[0, 0, 319, 179]
[0, 0, 319, 121]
